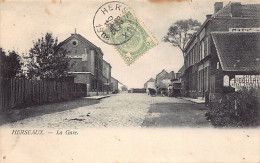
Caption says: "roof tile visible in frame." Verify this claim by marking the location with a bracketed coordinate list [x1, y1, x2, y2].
[212, 32, 260, 72]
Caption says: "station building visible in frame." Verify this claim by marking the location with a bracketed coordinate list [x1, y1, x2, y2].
[182, 2, 260, 101]
[58, 32, 113, 96]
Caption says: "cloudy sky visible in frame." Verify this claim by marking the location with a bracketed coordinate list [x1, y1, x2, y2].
[0, 0, 258, 88]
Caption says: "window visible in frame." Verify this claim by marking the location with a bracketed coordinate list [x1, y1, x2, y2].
[207, 37, 210, 56]
[192, 72, 196, 91]
[191, 49, 194, 64]
[188, 54, 190, 67]
[210, 75, 215, 92]
[199, 44, 202, 61]
[193, 48, 195, 64]
[71, 40, 78, 47]
[197, 44, 200, 62]
[217, 62, 220, 69]
[198, 71, 201, 91]
[191, 51, 193, 65]
[201, 40, 205, 59]
[205, 67, 209, 91]
[198, 69, 204, 92]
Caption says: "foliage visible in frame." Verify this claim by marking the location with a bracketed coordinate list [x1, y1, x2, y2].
[27, 33, 69, 79]
[163, 19, 201, 55]
[0, 48, 22, 78]
[207, 89, 260, 127]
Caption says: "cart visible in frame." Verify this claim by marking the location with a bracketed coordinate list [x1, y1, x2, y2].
[148, 88, 156, 96]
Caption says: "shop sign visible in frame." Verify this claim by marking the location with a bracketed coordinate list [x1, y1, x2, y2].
[230, 75, 260, 90]
[229, 28, 260, 32]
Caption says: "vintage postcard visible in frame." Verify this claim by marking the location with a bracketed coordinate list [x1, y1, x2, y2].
[0, 0, 259, 162]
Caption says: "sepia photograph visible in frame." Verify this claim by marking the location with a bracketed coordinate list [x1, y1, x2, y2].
[0, 0, 259, 162]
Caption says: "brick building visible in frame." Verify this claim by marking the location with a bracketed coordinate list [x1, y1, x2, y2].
[183, 2, 260, 101]
[58, 32, 112, 95]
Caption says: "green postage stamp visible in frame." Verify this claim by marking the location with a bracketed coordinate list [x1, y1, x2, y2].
[110, 11, 158, 65]
[93, 1, 158, 65]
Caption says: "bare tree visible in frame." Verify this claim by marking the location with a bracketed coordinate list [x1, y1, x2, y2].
[164, 19, 201, 56]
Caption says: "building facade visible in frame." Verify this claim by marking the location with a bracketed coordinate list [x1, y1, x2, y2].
[102, 60, 112, 93]
[111, 76, 119, 92]
[183, 2, 260, 100]
[155, 69, 175, 89]
[144, 78, 156, 92]
[58, 33, 112, 95]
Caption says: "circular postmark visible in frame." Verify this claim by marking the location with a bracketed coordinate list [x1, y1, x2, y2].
[93, 1, 137, 45]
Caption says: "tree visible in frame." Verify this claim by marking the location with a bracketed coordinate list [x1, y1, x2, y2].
[163, 19, 201, 56]
[0, 48, 22, 78]
[27, 33, 69, 79]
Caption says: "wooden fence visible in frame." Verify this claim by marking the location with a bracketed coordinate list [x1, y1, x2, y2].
[0, 77, 87, 111]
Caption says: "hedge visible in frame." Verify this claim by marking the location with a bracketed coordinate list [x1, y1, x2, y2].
[206, 88, 260, 127]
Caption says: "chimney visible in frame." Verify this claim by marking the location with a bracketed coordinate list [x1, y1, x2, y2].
[214, 2, 223, 14]
[231, 2, 242, 17]
[206, 14, 212, 19]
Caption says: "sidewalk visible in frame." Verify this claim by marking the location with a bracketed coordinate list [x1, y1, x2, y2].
[84, 95, 111, 100]
[178, 97, 205, 104]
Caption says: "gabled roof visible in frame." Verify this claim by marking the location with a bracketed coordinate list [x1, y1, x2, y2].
[156, 69, 168, 77]
[242, 4, 260, 18]
[111, 76, 118, 82]
[212, 2, 260, 18]
[146, 78, 155, 82]
[177, 65, 185, 76]
[58, 33, 99, 50]
[211, 32, 260, 72]
[184, 2, 260, 53]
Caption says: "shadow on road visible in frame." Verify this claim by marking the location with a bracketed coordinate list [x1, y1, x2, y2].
[0, 98, 99, 126]
[142, 103, 212, 128]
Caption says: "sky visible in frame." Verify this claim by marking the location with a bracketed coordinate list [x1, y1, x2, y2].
[0, 0, 258, 88]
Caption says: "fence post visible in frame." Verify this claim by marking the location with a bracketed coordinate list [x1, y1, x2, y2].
[235, 100, 238, 116]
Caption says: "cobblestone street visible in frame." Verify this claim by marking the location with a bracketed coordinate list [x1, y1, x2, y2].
[2, 93, 211, 128]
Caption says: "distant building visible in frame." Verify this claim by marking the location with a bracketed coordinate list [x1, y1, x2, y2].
[102, 60, 112, 93]
[58, 32, 112, 95]
[155, 69, 175, 89]
[174, 65, 184, 83]
[183, 2, 260, 100]
[144, 78, 156, 92]
[173, 65, 185, 95]
[130, 88, 146, 93]
[121, 85, 128, 91]
[111, 77, 119, 92]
